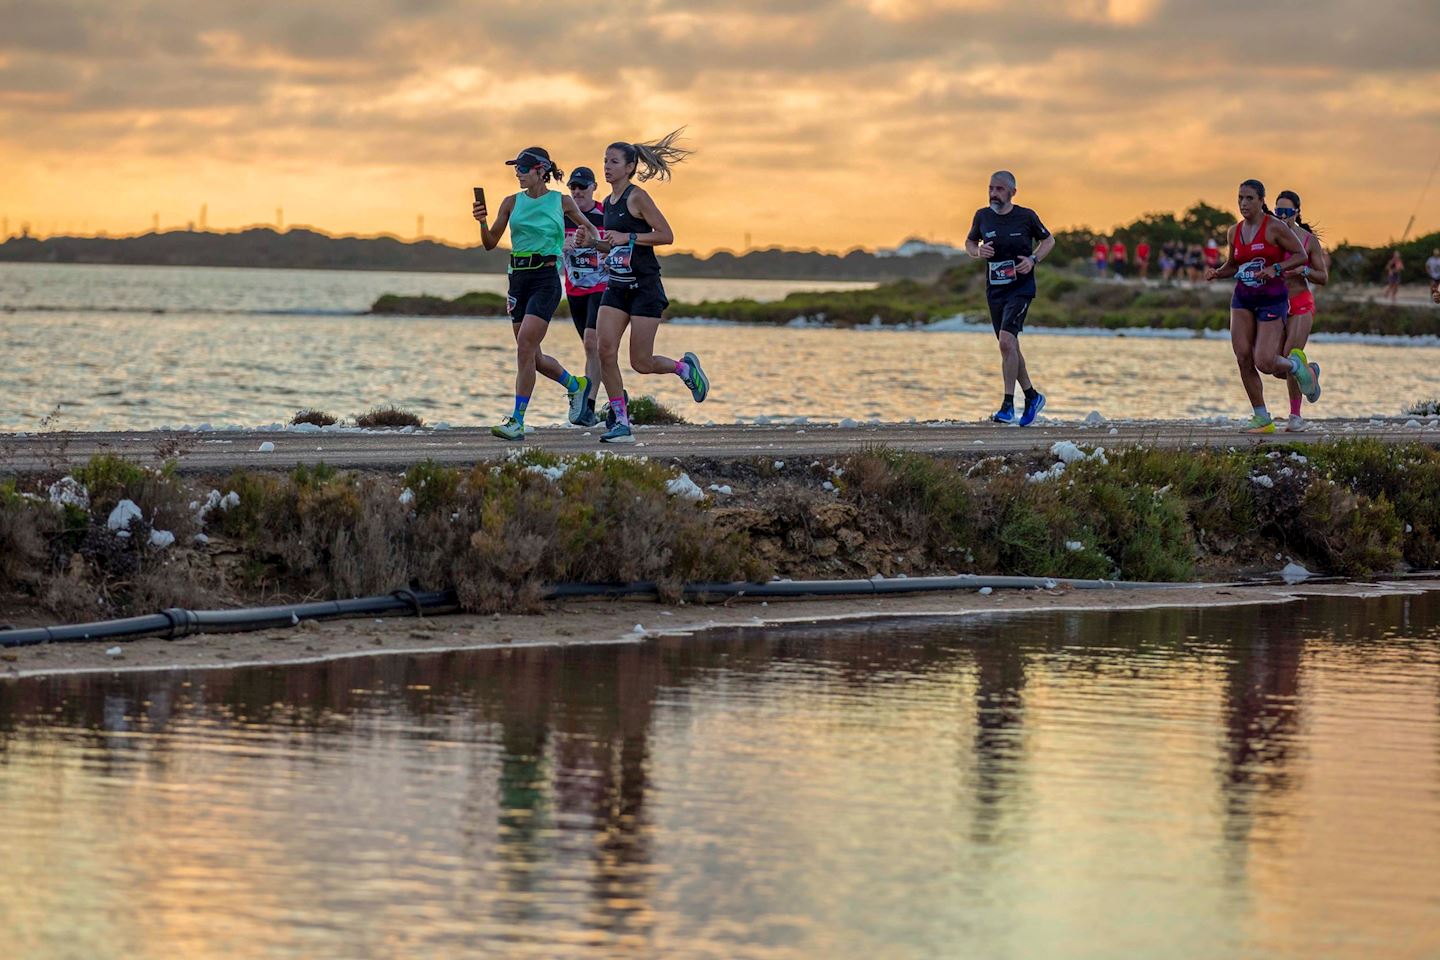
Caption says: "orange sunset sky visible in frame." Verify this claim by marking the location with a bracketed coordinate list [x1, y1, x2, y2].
[1, 0, 1437, 253]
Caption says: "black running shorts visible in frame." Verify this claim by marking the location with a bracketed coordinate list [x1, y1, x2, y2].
[566, 291, 603, 339]
[508, 268, 562, 324]
[600, 278, 669, 319]
[988, 295, 1032, 337]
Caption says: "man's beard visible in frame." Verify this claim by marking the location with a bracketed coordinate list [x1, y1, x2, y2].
[990, 200, 1006, 212]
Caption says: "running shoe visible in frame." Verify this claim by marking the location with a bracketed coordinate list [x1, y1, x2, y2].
[990, 406, 1016, 425]
[599, 422, 635, 444]
[491, 416, 525, 441]
[1286, 414, 1307, 433]
[604, 390, 630, 430]
[1018, 391, 1047, 427]
[575, 407, 600, 428]
[567, 376, 590, 424]
[682, 351, 709, 403]
[1304, 361, 1321, 404]
[1245, 413, 1276, 434]
[1288, 348, 1317, 399]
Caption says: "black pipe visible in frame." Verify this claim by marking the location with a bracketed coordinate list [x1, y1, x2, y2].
[0, 575, 1209, 649]
[0, 589, 456, 648]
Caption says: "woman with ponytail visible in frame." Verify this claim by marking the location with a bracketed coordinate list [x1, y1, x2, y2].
[472, 146, 599, 441]
[1204, 179, 1313, 434]
[1273, 189, 1329, 432]
[593, 129, 709, 444]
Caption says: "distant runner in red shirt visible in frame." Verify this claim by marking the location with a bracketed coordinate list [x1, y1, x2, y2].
[1110, 239, 1127, 279]
[1135, 239, 1151, 281]
[1093, 238, 1108, 278]
[1203, 239, 1221, 270]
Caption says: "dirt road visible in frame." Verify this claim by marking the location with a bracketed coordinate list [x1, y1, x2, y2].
[3, 416, 1437, 473]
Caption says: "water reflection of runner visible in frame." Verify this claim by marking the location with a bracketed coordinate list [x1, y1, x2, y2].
[1204, 179, 1314, 434]
[595, 131, 709, 444]
[965, 170, 1056, 427]
[563, 166, 607, 426]
[473, 146, 600, 441]
[1274, 190, 1328, 433]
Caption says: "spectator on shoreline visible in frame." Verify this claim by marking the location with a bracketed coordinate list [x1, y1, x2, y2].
[1384, 250, 1403, 302]
[1110, 237, 1127, 279]
[1425, 248, 1440, 301]
[1093, 237, 1108, 277]
[1203, 237, 1221, 274]
[1160, 242, 1178, 283]
[1135, 238, 1151, 281]
[1187, 243, 1205, 283]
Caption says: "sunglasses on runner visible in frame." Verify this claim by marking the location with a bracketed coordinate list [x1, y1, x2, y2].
[514, 163, 538, 174]
[1274, 207, 1298, 219]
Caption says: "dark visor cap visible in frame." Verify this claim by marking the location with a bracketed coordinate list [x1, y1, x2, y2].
[567, 166, 597, 187]
[505, 148, 551, 169]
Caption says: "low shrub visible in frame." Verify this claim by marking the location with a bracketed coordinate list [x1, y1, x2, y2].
[628, 395, 686, 425]
[290, 409, 338, 427]
[355, 406, 425, 429]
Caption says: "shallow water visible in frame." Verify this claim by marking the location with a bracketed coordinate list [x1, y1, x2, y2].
[3, 592, 1440, 959]
[1, 262, 1436, 430]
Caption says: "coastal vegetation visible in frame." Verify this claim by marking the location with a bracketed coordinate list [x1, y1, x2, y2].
[4, 439, 1440, 624]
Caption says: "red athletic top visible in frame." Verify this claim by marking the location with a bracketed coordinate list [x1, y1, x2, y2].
[1093, 243, 1108, 260]
[1203, 244, 1221, 266]
[1232, 216, 1288, 300]
[1111, 242, 1127, 262]
[1136, 243, 1150, 261]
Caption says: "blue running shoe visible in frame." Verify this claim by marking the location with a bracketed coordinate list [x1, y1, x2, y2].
[990, 406, 1016, 425]
[1019, 391, 1046, 427]
[682, 351, 709, 403]
[599, 421, 634, 444]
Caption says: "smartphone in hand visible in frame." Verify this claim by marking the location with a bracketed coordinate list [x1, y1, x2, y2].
[473, 187, 485, 207]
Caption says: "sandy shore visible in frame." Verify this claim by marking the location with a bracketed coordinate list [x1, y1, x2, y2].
[5, 579, 1435, 679]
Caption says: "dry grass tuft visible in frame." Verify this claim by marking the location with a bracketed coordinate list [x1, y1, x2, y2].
[354, 406, 425, 429]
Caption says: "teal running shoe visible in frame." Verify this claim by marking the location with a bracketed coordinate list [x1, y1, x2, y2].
[1304, 361, 1321, 404]
[1289, 348, 1317, 399]
[567, 376, 590, 424]
[682, 351, 709, 403]
[599, 421, 634, 444]
[1018, 391, 1046, 427]
[491, 416, 524, 441]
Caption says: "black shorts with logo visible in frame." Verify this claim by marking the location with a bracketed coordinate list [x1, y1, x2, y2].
[600, 277, 669, 319]
[566, 291, 604, 339]
[508, 268, 562, 324]
[988, 294, 1032, 337]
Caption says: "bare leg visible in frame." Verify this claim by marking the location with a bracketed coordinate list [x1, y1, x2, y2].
[1253, 318, 1291, 380]
[1230, 308, 1265, 408]
[626, 315, 677, 375]
[512, 315, 561, 398]
[998, 332, 1031, 395]
[1282, 312, 1314, 408]
[582, 328, 602, 402]
[597, 305, 630, 401]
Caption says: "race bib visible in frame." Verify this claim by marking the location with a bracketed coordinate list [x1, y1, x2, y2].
[564, 246, 606, 289]
[988, 259, 1017, 285]
[1236, 257, 1267, 288]
[604, 241, 635, 284]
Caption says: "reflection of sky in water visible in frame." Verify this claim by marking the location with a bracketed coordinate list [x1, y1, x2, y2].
[2, 593, 1439, 959]
[3, 263, 1437, 430]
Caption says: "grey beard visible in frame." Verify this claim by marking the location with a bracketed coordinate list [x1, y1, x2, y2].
[989, 200, 1005, 212]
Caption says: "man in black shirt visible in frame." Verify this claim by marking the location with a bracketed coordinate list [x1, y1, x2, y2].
[965, 170, 1056, 426]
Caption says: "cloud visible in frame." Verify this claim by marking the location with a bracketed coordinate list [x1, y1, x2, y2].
[0, 0, 1436, 248]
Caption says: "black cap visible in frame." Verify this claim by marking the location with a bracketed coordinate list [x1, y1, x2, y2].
[567, 166, 596, 187]
[505, 146, 551, 169]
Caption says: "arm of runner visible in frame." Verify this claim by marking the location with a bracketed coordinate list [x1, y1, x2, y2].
[964, 210, 994, 259]
[622, 189, 674, 246]
[1268, 220, 1307, 278]
[1207, 226, 1239, 280]
[1292, 237, 1330, 286]
[1018, 233, 1056, 275]
[476, 195, 515, 251]
[560, 195, 597, 246]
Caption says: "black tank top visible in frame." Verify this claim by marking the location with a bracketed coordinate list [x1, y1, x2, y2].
[602, 184, 660, 287]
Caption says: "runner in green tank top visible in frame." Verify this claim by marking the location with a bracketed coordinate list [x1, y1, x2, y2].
[472, 146, 599, 441]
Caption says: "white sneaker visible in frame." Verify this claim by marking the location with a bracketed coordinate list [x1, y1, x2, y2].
[1285, 414, 1307, 433]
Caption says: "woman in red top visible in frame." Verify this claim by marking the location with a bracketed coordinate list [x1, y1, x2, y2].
[1110, 239, 1127, 279]
[1205, 179, 1312, 433]
[1093, 238, 1108, 278]
[1274, 190, 1329, 432]
[1135, 239, 1151, 281]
